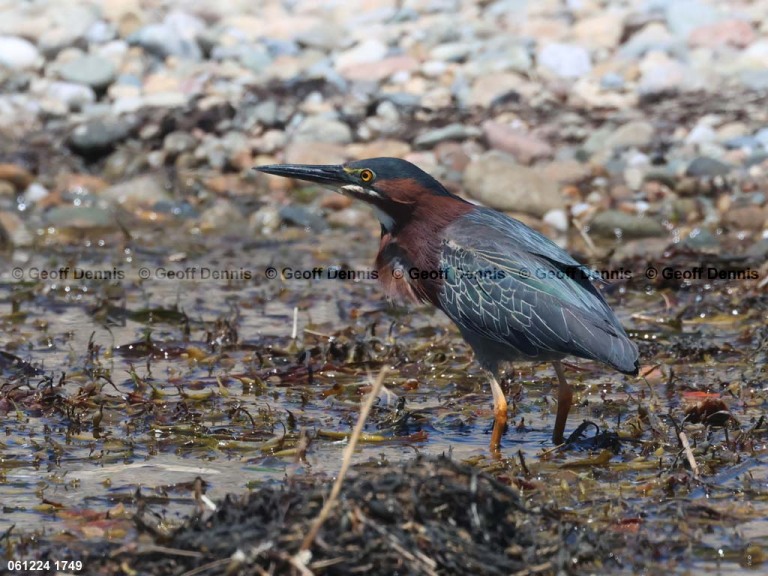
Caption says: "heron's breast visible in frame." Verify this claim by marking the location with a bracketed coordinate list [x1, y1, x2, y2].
[375, 233, 437, 305]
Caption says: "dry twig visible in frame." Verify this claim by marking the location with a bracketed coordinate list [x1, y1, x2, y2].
[679, 431, 700, 478]
[297, 368, 390, 557]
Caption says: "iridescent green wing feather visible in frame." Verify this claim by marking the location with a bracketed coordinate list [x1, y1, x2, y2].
[438, 209, 638, 373]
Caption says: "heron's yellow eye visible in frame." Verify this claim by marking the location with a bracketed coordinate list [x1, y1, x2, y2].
[360, 169, 374, 183]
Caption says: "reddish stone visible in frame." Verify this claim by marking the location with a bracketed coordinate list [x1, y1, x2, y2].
[434, 141, 470, 172]
[722, 205, 767, 231]
[689, 19, 756, 49]
[56, 173, 110, 194]
[283, 141, 347, 165]
[482, 121, 553, 165]
[540, 160, 592, 185]
[340, 56, 419, 82]
[320, 194, 353, 211]
[203, 174, 250, 196]
[0, 163, 34, 190]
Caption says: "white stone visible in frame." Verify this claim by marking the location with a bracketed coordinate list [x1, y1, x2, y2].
[543, 208, 569, 232]
[685, 119, 717, 145]
[571, 202, 592, 218]
[627, 151, 651, 167]
[0, 36, 41, 70]
[738, 40, 768, 69]
[23, 183, 49, 203]
[537, 43, 592, 79]
[638, 51, 689, 95]
[335, 39, 388, 70]
[624, 166, 645, 190]
[85, 20, 116, 44]
[635, 201, 651, 215]
[143, 92, 189, 108]
[422, 60, 448, 77]
[754, 127, 768, 147]
[112, 96, 144, 115]
[666, 0, 718, 38]
[46, 81, 96, 111]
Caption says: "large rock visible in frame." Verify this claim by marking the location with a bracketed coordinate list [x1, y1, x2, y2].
[589, 210, 666, 239]
[100, 175, 172, 210]
[722, 205, 767, 231]
[43, 205, 118, 231]
[292, 116, 352, 145]
[467, 72, 526, 108]
[68, 118, 134, 155]
[58, 55, 117, 90]
[603, 120, 655, 150]
[539, 160, 592, 184]
[572, 13, 625, 50]
[482, 121, 553, 164]
[462, 151, 563, 217]
[685, 156, 733, 177]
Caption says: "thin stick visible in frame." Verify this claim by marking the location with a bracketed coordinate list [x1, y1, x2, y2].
[298, 367, 389, 555]
[286, 552, 315, 576]
[679, 431, 700, 479]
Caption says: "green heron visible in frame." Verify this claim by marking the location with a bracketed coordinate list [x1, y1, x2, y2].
[256, 158, 639, 451]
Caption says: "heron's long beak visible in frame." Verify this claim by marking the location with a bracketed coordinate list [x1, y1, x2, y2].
[255, 164, 349, 186]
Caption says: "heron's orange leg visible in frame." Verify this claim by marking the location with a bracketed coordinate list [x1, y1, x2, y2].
[489, 374, 507, 454]
[552, 361, 573, 445]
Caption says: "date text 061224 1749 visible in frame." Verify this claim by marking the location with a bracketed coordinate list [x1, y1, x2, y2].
[7, 560, 84, 572]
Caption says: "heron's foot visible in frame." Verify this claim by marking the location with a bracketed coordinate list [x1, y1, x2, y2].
[489, 414, 508, 454]
[488, 373, 508, 455]
[559, 420, 622, 452]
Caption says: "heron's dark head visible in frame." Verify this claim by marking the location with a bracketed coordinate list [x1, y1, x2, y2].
[256, 157, 468, 233]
